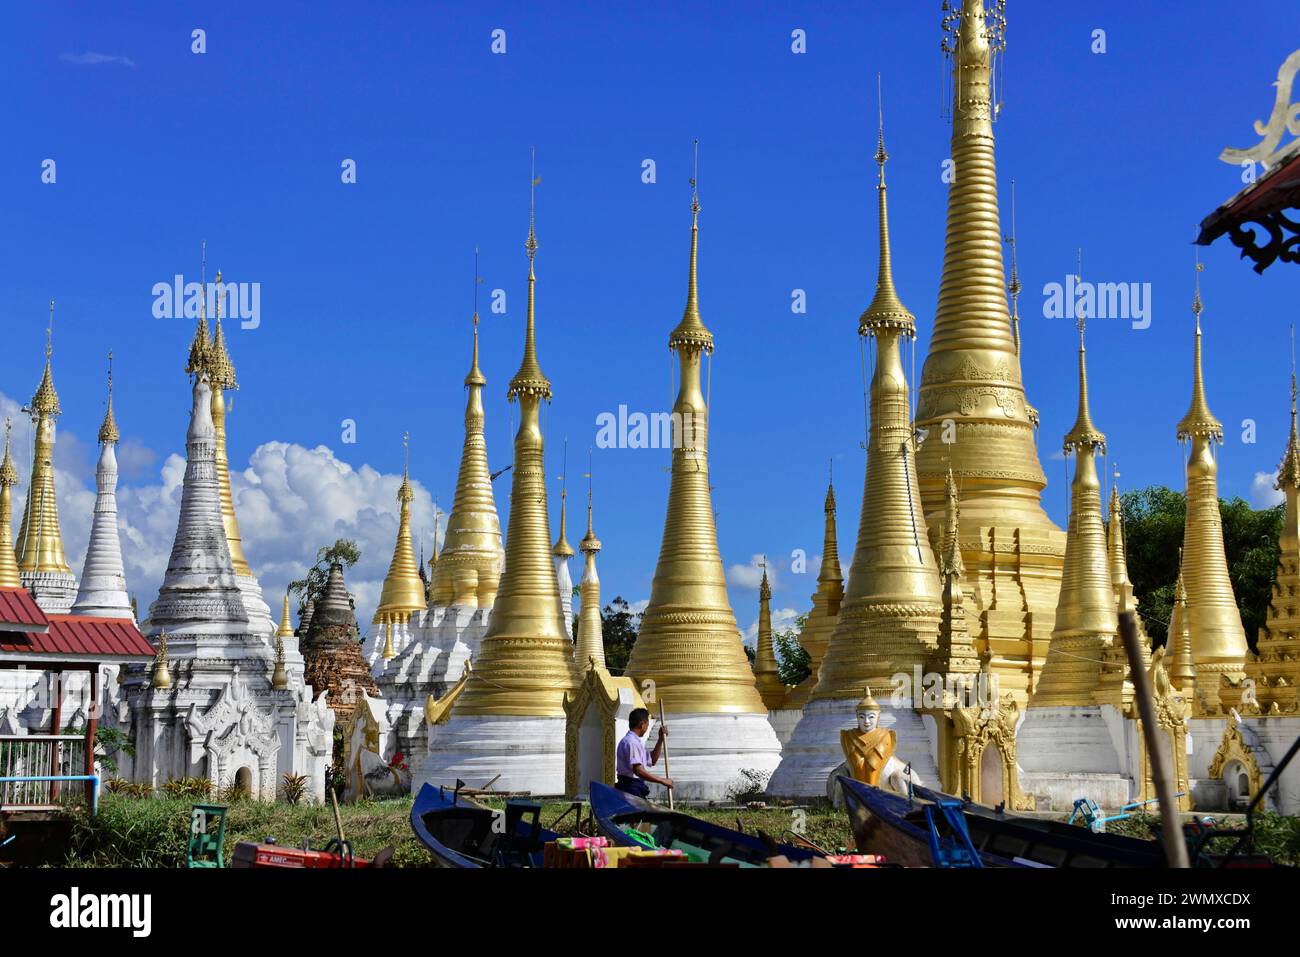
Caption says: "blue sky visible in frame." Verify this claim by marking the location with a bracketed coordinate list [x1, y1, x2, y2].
[2, 1, 1299, 634]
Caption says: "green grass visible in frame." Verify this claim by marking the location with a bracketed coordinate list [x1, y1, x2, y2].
[56, 794, 1300, 867]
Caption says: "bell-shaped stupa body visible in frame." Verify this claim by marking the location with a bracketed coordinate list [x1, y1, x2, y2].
[622, 183, 782, 800]
[913, 0, 1065, 703]
[1030, 327, 1114, 706]
[418, 180, 580, 795]
[752, 568, 787, 711]
[370, 444, 428, 658]
[770, 122, 943, 798]
[71, 367, 134, 620]
[1177, 278, 1248, 712]
[574, 495, 606, 670]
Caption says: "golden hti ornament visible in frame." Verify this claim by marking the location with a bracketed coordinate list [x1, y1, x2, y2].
[272, 634, 289, 690]
[1031, 311, 1115, 707]
[752, 562, 787, 710]
[451, 162, 579, 718]
[429, 270, 505, 609]
[783, 471, 844, 710]
[16, 303, 71, 576]
[0, 419, 21, 589]
[575, 473, 607, 670]
[373, 432, 428, 627]
[1177, 261, 1249, 712]
[813, 108, 942, 702]
[624, 154, 769, 714]
[1243, 355, 1300, 714]
[916, 0, 1065, 703]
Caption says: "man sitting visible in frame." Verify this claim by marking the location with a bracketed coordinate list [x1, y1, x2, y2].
[614, 707, 672, 798]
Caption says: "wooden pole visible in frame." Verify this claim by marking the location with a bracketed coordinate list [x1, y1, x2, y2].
[84, 667, 99, 809]
[658, 699, 673, 810]
[1118, 608, 1189, 868]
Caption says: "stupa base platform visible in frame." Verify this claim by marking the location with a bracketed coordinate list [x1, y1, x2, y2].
[1017, 705, 1131, 811]
[417, 714, 567, 796]
[767, 697, 940, 798]
[642, 711, 779, 803]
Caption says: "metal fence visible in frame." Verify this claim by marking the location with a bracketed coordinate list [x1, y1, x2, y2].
[0, 734, 88, 808]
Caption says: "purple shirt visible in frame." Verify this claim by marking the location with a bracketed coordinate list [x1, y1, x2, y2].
[616, 729, 651, 779]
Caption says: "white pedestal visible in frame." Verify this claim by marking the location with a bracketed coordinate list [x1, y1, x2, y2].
[636, 711, 782, 803]
[418, 714, 568, 796]
[767, 698, 940, 799]
[1017, 705, 1131, 810]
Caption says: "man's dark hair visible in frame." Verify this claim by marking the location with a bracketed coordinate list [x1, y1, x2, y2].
[629, 707, 650, 728]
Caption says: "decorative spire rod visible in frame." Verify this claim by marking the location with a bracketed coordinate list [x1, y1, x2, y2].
[510, 149, 551, 399]
[1064, 249, 1104, 453]
[1281, 322, 1300, 490]
[859, 77, 915, 337]
[554, 437, 574, 557]
[98, 351, 120, 445]
[669, 139, 714, 352]
[576, 446, 605, 669]
[1006, 179, 1022, 355]
[1177, 252, 1222, 443]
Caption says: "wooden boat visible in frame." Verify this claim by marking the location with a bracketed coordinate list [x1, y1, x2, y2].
[839, 777, 1164, 868]
[410, 782, 558, 868]
[588, 781, 824, 867]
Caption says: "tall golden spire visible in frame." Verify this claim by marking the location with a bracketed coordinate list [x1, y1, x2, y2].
[1032, 313, 1115, 706]
[813, 95, 942, 702]
[625, 144, 769, 714]
[752, 562, 787, 710]
[916, 0, 1062, 704]
[453, 156, 579, 717]
[1177, 259, 1248, 711]
[930, 469, 982, 688]
[784, 466, 845, 709]
[429, 256, 505, 609]
[374, 432, 428, 625]
[206, 268, 252, 577]
[0, 419, 21, 589]
[186, 242, 211, 377]
[575, 457, 606, 670]
[277, 591, 295, 638]
[17, 302, 71, 576]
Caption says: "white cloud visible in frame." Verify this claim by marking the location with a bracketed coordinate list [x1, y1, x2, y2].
[741, 606, 801, 646]
[60, 52, 136, 68]
[2, 390, 440, 633]
[1251, 471, 1284, 508]
[727, 553, 777, 590]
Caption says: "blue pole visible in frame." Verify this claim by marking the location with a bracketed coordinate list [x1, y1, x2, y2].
[0, 774, 101, 816]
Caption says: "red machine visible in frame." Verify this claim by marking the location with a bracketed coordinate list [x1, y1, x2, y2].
[230, 839, 393, 869]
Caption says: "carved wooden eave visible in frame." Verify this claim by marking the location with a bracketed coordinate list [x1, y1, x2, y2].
[1198, 50, 1300, 273]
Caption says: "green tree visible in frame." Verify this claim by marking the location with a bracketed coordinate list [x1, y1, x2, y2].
[289, 539, 362, 621]
[774, 614, 812, 685]
[1121, 486, 1281, 652]
[600, 597, 642, 674]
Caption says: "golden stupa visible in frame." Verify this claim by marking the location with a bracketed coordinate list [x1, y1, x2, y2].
[783, 474, 844, 710]
[451, 169, 579, 718]
[0, 419, 21, 589]
[207, 277, 253, 579]
[1177, 263, 1249, 711]
[1031, 317, 1115, 707]
[575, 480, 606, 671]
[428, 298, 504, 609]
[1242, 366, 1300, 714]
[752, 564, 787, 711]
[374, 434, 429, 627]
[913, 0, 1065, 703]
[812, 113, 942, 702]
[623, 170, 769, 716]
[16, 307, 72, 578]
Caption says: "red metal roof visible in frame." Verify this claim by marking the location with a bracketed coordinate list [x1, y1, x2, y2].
[0, 588, 50, 631]
[0, 614, 154, 660]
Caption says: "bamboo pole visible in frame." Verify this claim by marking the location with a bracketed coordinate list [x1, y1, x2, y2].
[658, 699, 673, 810]
[1118, 606, 1189, 868]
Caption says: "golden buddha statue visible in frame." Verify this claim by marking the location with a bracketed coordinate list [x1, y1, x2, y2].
[839, 688, 919, 793]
